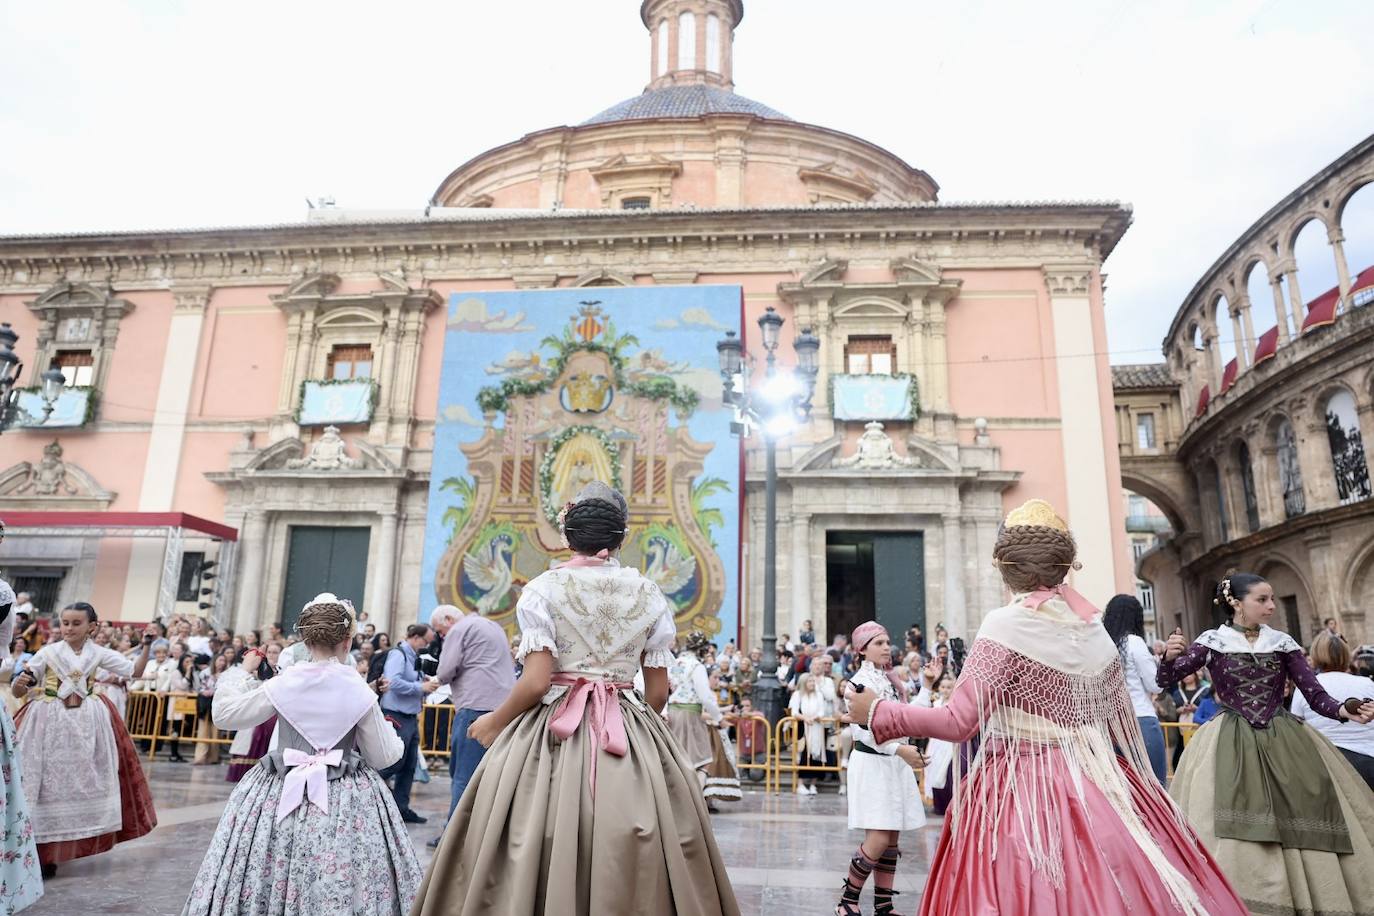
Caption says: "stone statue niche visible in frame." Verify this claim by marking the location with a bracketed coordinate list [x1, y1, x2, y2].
[836, 421, 916, 470]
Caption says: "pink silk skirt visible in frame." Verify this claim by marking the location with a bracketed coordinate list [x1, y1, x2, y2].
[919, 748, 1246, 916]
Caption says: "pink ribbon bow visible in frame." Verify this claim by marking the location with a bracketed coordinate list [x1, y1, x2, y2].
[548, 674, 631, 800]
[276, 747, 343, 822]
[1022, 584, 1100, 623]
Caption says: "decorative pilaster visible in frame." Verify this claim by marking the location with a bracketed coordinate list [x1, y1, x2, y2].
[1329, 226, 1353, 309]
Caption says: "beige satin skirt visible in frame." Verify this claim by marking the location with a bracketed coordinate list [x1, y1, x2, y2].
[412, 694, 739, 916]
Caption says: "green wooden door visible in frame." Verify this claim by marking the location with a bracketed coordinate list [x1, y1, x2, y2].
[281, 526, 370, 634]
[872, 533, 925, 639]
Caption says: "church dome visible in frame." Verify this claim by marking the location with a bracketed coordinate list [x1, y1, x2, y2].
[429, 0, 937, 210]
[582, 84, 789, 126]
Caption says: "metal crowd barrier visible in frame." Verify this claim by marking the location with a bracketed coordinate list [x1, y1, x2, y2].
[772, 715, 846, 793]
[1159, 720, 1200, 779]
[123, 690, 234, 760]
[724, 713, 773, 786]
[419, 703, 457, 760]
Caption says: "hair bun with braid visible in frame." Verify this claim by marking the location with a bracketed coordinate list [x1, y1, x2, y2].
[562, 497, 629, 555]
[992, 524, 1078, 593]
[296, 593, 354, 648]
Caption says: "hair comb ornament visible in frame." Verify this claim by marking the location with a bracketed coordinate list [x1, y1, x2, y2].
[1003, 498, 1069, 532]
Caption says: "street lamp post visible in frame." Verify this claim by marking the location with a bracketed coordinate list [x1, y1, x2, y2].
[0, 323, 67, 433]
[717, 307, 820, 725]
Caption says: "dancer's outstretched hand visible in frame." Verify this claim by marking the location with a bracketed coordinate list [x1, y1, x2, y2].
[1164, 628, 1187, 662]
[468, 712, 503, 748]
[842, 683, 875, 727]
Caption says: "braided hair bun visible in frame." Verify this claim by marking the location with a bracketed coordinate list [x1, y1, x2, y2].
[993, 524, 1077, 593]
[563, 498, 629, 555]
[296, 594, 354, 648]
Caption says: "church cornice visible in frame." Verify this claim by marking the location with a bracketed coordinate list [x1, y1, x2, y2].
[0, 202, 1131, 292]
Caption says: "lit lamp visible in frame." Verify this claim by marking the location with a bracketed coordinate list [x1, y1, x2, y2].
[0, 323, 68, 433]
[714, 309, 822, 726]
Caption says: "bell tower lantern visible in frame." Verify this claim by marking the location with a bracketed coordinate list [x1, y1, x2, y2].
[642, 0, 743, 91]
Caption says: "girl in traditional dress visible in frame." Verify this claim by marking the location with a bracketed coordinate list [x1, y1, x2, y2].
[1160, 571, 1374, 916]
[844, 499, 1246, 916]
[225, 642, 280, 783]
[413, 482, 739, 916]
[182, 593, 421, 916]
[668, 631, 741, 809]
[0, 575, 42, 912]
[12, 601, 156, 877]
[835, 622, 926, 916]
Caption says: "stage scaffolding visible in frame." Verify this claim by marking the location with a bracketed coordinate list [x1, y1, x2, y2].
[0, 512, 239, 627]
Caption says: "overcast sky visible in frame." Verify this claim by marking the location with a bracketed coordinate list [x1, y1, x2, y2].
[3, 0, 1372, 364]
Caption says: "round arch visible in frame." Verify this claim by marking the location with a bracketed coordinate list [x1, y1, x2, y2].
[1119, 472, 1192, 535]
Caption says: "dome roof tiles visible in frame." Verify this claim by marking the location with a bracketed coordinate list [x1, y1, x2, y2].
[582, 84, 790, 125]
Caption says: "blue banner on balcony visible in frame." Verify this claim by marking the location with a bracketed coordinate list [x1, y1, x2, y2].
[14, 388, 92, 428]
[831, 374, 915, 421]
[298, 379, 376, 426]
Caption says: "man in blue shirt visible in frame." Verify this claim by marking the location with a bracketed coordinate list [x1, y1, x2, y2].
[379, 623, 437, 822]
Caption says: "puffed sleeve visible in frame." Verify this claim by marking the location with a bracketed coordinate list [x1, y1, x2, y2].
[642, 588, 676, 669]
[514, 587, 559, 661]
[23, 646, 49, 687]
[354, 702, 405, 770]
[96, 645, 134, 679]
[210, 667, 277, 731]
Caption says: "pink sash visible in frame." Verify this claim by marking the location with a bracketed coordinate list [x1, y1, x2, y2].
[1022, 584, 1100, 622]
[548, 673, 632, 800]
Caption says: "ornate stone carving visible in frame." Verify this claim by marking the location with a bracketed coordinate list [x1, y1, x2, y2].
[16, 441, 77, 495]
[1043, 266, 1093, 296]
[286, 426, 362, 470]
[835, 422, 917, 470]
[0, 440, 115, 509]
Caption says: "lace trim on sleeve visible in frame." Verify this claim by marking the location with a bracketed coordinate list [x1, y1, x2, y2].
[642, 648, 674, 669]
[515, 629, 558, 662]
[514, 587, 558, 662]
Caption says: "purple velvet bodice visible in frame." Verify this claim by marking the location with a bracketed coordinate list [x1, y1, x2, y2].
[1158, 641, 1342, 728]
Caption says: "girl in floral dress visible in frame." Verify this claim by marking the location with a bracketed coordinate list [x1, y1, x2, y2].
[182, 593, 421, 915]
[0, 574, 41, 912]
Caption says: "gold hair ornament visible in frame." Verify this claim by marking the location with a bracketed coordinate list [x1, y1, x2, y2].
[1003, 498, 1069, 532]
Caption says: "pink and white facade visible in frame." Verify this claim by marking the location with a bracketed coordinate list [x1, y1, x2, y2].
[0, 0, 1132, 641]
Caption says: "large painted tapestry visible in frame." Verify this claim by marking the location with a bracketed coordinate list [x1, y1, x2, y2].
[420, 286, 742, 641]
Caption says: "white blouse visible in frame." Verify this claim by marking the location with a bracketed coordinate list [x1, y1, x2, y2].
[1122, 633, 1159, 719]
[515, 567, 678, 671]
[211, 665, 403, 770]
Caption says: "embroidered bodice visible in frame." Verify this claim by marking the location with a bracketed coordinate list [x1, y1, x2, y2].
[515, 562, 677, 691]
[26, 640, 132, 702]
[668, 653, 704, 706]
[849, 662, 903, 753]
[1158, 626, 1342, 728]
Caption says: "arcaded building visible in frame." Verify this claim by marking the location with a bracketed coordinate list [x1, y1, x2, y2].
[0, 0, 1132, 644]
[1115, 132, 1374, 645]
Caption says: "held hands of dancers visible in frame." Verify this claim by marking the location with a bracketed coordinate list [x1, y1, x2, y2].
[842, 682, 876, 728]
[1164, 628, 1187, 662]
[240, 647, 266, 676]
[1340, 698, 1374, 724]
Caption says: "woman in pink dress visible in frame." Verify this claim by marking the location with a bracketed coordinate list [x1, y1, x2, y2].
[845, 499, 1246, 916]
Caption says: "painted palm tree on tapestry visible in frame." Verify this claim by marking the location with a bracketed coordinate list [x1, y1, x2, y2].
[421, 286, 743, 640]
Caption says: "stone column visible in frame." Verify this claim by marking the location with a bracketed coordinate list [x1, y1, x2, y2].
[1329, 226, 1354, 309]
[790, 512, 812, 640]
[1043, 266, 1118, 602]
[236, 510, 269, 632]
[942, 514, 967, 639]
[1284, 262, 1306, 328]
[1236, 294, 1256, 363]
[1230, 310, 1248, 370]
[1270, 274, 1292, 344]
[370, 509, 400, 631]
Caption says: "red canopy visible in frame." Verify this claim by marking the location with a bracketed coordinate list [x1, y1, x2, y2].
[0, 512, 237, 541]
[1219, 358, 1239, 394]
[1195, 384, 1211, 418]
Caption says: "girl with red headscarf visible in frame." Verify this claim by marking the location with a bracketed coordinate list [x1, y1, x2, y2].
[835, 621, 927, 916]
